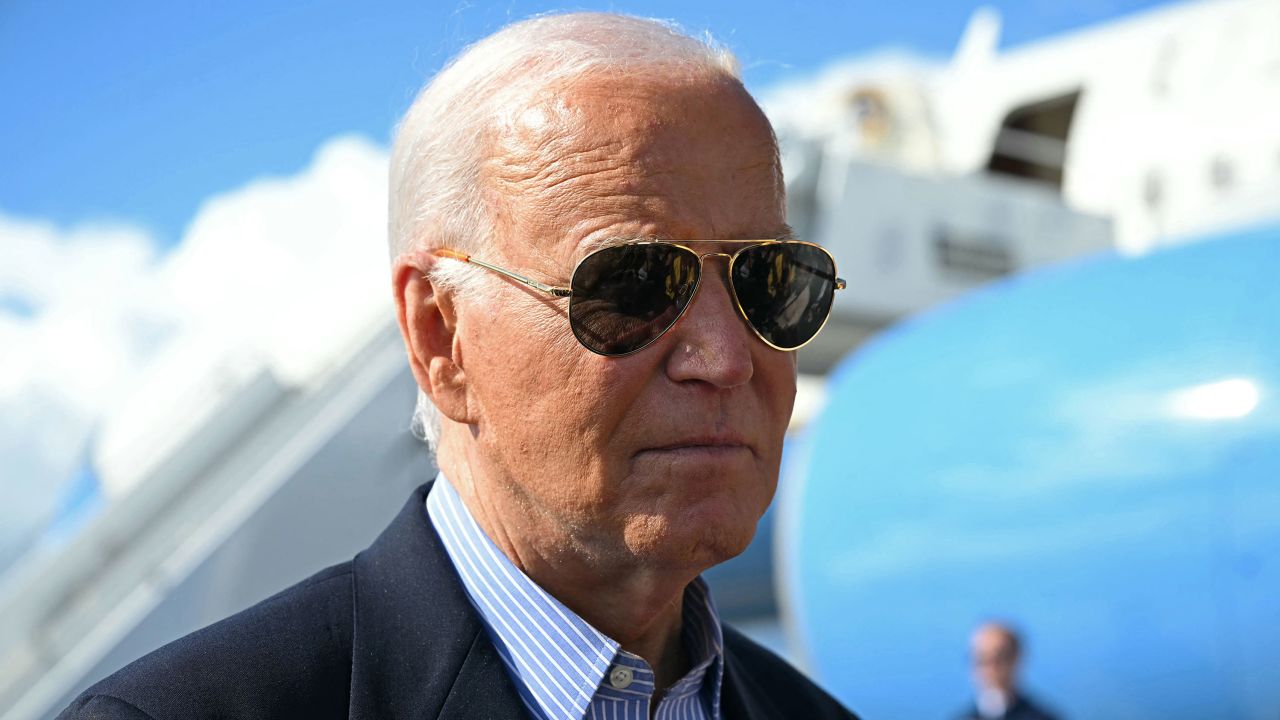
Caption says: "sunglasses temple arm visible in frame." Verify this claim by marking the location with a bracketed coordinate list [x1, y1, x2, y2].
[793, 259, 848, 290]
[445, 252, 572, 297]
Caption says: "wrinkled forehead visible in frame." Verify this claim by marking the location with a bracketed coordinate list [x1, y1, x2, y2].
[489, 67, 767, 152]
[480, 71, 784, 267]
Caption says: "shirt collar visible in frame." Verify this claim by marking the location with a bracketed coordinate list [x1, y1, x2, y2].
[426, 473, 725, 719]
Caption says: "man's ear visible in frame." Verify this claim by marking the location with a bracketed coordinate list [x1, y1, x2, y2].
[392, 253, 474, 424]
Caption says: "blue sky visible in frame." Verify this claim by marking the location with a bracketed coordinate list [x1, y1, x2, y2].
[2, 0, 1179, 248]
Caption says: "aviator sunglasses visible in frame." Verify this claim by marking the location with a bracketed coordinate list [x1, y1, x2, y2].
[435, 240, 846, 357]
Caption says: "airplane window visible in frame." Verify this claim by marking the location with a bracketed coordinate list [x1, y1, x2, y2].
[1144, 170, 1164, 211]
[1210, 156, 1235, 191]
[986, 91, 1080, 191]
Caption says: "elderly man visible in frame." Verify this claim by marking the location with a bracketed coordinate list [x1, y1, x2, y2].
[60, 13, 853, 720]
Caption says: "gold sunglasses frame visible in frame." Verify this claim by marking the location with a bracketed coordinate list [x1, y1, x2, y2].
[434, 239, 846, 356]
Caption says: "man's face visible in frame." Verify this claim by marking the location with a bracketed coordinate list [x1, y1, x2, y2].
[452, 72, 796, 573]
[972, 626, 1018, 694]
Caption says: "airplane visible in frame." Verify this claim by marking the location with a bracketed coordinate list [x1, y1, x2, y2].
[785, 223, 1280, 719]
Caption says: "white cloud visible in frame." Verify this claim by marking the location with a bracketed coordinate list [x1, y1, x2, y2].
[0, 216, 168, 403]
[164, 134, 391, 382]
[0, 134, 391, 563]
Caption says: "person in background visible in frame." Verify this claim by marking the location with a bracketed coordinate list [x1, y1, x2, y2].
[958, 622, 1061, 720]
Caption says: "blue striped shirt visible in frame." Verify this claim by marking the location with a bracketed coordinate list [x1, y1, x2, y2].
[427, 474, 725, 720]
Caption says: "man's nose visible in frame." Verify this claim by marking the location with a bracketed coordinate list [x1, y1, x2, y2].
[664, 260, 755, 388]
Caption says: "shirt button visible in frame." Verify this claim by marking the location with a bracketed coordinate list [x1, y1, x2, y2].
[609, 666, 634, 689]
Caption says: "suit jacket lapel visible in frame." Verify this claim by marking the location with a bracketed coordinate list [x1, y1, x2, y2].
[436, 630, 529, 719]
[348, 482, 527, 720]
[721, 659, 751, 720]
[721, 643, 784, 720]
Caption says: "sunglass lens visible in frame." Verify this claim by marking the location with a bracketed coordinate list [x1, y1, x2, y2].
[569, 245, 699, 355]
[732, 243, 838, 350]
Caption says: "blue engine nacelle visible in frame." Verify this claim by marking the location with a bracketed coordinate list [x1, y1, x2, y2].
[781, 226, 1280, 719]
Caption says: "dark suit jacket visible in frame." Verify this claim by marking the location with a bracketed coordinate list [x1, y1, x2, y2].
[957, 694, 1060, 720]
[60, 482, 857, 719]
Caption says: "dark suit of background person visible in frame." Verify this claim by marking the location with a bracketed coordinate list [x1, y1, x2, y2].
[957, 694, 1061, 720]
[57, 11, 858, 720]
[956, 623, 1061, 720]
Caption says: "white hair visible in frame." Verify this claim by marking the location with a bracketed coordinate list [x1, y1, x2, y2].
[389, 12, 743, 450]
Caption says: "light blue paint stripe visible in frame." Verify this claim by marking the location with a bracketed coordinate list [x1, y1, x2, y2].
[428, 474, 725, 720]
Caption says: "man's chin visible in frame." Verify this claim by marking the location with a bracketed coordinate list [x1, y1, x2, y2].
[621, 511, 759, 570]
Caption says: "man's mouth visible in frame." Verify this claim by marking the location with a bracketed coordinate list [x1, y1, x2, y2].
[638, 435, 754, 458]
